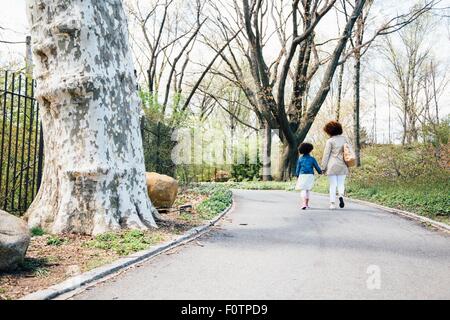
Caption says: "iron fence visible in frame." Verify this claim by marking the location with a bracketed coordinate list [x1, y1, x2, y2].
[0, 70, 43, 214]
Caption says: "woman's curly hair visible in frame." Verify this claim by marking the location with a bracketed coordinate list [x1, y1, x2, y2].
[324, 121, 343, 136]
[299, 143, 314, 155]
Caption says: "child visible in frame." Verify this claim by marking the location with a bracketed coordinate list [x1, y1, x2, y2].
[295, 143, 323, 210]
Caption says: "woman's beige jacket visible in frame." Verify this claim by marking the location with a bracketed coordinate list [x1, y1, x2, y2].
[321, 135, 351, 176]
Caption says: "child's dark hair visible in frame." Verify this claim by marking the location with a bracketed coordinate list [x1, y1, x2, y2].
[299, 143, 314, 155]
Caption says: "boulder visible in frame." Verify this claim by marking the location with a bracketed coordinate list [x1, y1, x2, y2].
[145, 172, 179, 209]
[0, 210, 31, 271]
[214, 170, 231, 182]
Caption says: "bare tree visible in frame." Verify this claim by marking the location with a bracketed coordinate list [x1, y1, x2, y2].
[421, 58, 449, 157]
[206, 0, 367, 180]
[381, 17, 433, 145]
[349, 0, 373, 166]
[338, 0, 438, 164]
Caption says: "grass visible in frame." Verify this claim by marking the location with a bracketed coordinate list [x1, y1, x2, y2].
[187, 184, 233, 220]
[46, 236, 66, 246]
[345, 178, 449, 223]
[83, 230, 165, 256]
[225, 180, 295, 191]
[18, 257, 53, 278]
[31, 227, 45, 237]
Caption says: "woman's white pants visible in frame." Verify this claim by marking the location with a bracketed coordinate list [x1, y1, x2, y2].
[328, 175, 346, 203]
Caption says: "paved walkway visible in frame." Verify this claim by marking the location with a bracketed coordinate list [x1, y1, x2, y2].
[73, 190, 450, 300]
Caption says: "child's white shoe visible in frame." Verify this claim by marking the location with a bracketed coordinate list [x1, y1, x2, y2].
[329, 204, 336, 210]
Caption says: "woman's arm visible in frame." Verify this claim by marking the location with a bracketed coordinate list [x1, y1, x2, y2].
[321, 139, 332, 172]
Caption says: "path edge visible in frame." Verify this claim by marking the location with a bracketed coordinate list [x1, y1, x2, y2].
[19, 195, 235, 300]
[312, 191, 449, 233]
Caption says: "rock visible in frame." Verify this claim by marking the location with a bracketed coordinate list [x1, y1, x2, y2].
[214, 170, 231, 182]
[0, 210, 31, 271]
[145, 172, 179, 209]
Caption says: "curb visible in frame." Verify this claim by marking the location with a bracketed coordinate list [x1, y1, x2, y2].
[312, 191, 450, 233]
[20, 197, 235, 300]
[345, 197, 450, 233]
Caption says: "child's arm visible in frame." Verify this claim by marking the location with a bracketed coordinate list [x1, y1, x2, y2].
[313, 158, 323, 175]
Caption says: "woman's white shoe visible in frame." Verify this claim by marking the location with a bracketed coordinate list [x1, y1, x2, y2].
[329, 204, 336, 210]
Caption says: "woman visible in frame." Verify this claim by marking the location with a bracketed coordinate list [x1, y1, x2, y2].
[321, 121, 351, 210]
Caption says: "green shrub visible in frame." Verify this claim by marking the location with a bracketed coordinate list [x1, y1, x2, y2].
[231, 163, 262, 182]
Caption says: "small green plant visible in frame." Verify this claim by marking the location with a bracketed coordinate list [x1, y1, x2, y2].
[46, 236, 65, 246]
[34, 267, 50, 278]
[31, 227, 45, 237]
[83, 230, 164, 256]
[20, 257, 52, 278]
[179, 212, 194, 222]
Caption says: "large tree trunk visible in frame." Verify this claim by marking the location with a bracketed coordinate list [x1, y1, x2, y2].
[25, 0, 159, 235]
[278, 139, 299, 181]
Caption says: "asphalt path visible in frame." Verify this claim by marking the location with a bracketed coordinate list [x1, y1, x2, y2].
[73, 190, 450, 300]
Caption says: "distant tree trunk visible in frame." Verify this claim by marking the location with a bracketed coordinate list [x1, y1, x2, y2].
[261, 121, 273, 181]
[402, 105, 408, 145]
[353, 14, 364, 167]
[353, 55, 362, 167]
[336, 56, 345, 122]
[26, 0, 159, 235]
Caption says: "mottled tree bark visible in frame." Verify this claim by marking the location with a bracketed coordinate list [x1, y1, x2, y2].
[25, 0, 159, 235]
[261, 121, 272, 181]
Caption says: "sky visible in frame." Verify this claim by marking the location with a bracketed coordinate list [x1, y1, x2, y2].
[1, 0, 449, 143]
